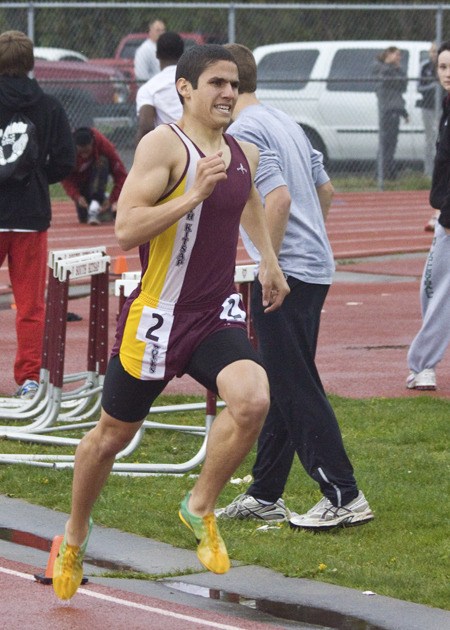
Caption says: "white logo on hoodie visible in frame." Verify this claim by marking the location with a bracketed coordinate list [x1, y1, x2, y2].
[0, 120, 30, 165]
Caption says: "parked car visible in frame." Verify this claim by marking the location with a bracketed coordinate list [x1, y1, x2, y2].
[115, 31, 208, 64]
[33, 58, 130, 129]
[34, 47, 88, 62]
[253, 40, 431, 167]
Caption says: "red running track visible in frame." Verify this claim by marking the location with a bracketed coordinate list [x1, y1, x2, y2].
[0, 189, 435, 292]
[0, 558, 282, 630]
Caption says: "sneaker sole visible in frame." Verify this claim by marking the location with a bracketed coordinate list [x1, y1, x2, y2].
[289, 512, 374, 532]
[216, 510, 287, 523]
[406, 382, 436, 391]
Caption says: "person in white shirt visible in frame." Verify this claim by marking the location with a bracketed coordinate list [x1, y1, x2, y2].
[135, 31, 184, 144]
[134, 18, 166, 82]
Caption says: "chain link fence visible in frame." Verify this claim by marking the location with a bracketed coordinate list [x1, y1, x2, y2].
[1, 2, 449, 187]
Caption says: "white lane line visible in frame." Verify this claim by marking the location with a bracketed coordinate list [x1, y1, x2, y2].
[0, 566, 35, 580]
[0, 566, 246, 630]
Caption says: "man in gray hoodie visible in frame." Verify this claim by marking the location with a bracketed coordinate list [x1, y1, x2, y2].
[217, 44, 374, 531]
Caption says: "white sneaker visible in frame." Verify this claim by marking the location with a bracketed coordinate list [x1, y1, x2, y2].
[406, 368, 436, 391]
[289, 491, 374, 531]
[15, 379, 39, 399]
[87, 200, 101, 225]
[215, 493, 291, 522]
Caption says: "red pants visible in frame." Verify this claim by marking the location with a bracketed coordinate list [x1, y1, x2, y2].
[0, 231, 47, 385]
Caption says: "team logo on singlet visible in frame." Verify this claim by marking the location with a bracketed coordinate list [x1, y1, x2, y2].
[176, 210, 195, 266]
[237, 162, 248, 174]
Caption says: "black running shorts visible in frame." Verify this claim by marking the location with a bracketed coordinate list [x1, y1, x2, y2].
[102, 327, 263, 422]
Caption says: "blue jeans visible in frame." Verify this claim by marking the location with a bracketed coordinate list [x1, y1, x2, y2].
[247, 277, 358, 507]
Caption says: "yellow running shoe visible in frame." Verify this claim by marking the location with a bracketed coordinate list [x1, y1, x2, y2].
[179, 492, 230, 574]
[52, 517, 93, 600]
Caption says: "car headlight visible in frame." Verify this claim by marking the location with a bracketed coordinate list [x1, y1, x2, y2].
[111, 76, 130, 104]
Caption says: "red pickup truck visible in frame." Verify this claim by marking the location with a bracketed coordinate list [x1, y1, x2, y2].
[90, 32, 218, 98]
[34, 58, 130, 129]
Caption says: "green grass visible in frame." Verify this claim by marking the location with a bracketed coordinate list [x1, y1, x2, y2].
[49, 182, 113, 201]
[332, 170, 431, 192]
[0, 394, 449, 610]
[49, 183, 67, 200]
[49, 171, 430, 200]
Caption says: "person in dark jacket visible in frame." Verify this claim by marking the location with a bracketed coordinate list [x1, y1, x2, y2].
[373, 46, 409, 180]
[0, 30, 75, 399]
[406, 40, 450, 392]
[418, 43, 442, 232]
[62, 127, 127, 225]
[417, 43, 441, 178]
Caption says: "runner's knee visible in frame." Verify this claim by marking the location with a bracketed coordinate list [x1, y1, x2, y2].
[85, 413, 142, 458]
[219, 365, 270, 431]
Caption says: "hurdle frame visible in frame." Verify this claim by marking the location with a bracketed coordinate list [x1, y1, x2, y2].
[0, 262, 258, 476]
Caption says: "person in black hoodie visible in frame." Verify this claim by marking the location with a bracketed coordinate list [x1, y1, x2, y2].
[0, 30, 75, 399]
[406, 40, 450, 392]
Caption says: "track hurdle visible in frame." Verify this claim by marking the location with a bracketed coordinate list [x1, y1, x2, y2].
[0, 247, 108, 417]
[0, 263, 258, 475]
[0, 249, 110, 433]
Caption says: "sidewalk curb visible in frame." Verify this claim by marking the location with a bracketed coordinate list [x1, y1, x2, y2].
[0, 496, 448, 630]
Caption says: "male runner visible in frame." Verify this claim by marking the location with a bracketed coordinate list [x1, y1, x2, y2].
[52, 44, 289, 600]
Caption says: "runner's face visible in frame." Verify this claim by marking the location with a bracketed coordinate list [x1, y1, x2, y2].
[191, 60, 239, 128]
[437, 50, 450, 93]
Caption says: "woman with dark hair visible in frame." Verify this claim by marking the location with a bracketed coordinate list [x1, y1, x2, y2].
[407, 40, 450, 391]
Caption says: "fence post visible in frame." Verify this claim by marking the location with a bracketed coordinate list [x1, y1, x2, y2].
[228, 3, 236, 44]
[435, 4, 443, 48]
[27, 1, 35, 42]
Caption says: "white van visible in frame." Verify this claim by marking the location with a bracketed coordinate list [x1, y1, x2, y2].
[253, 40, 431, 166]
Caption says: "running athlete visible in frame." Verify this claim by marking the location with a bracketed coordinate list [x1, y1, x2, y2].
[52, 44, 289, 600]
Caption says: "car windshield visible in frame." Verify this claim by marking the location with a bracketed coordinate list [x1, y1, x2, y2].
[327, 48, 409, 92]
[120, 40, 144, 59]
[257, 49, 319, 90]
